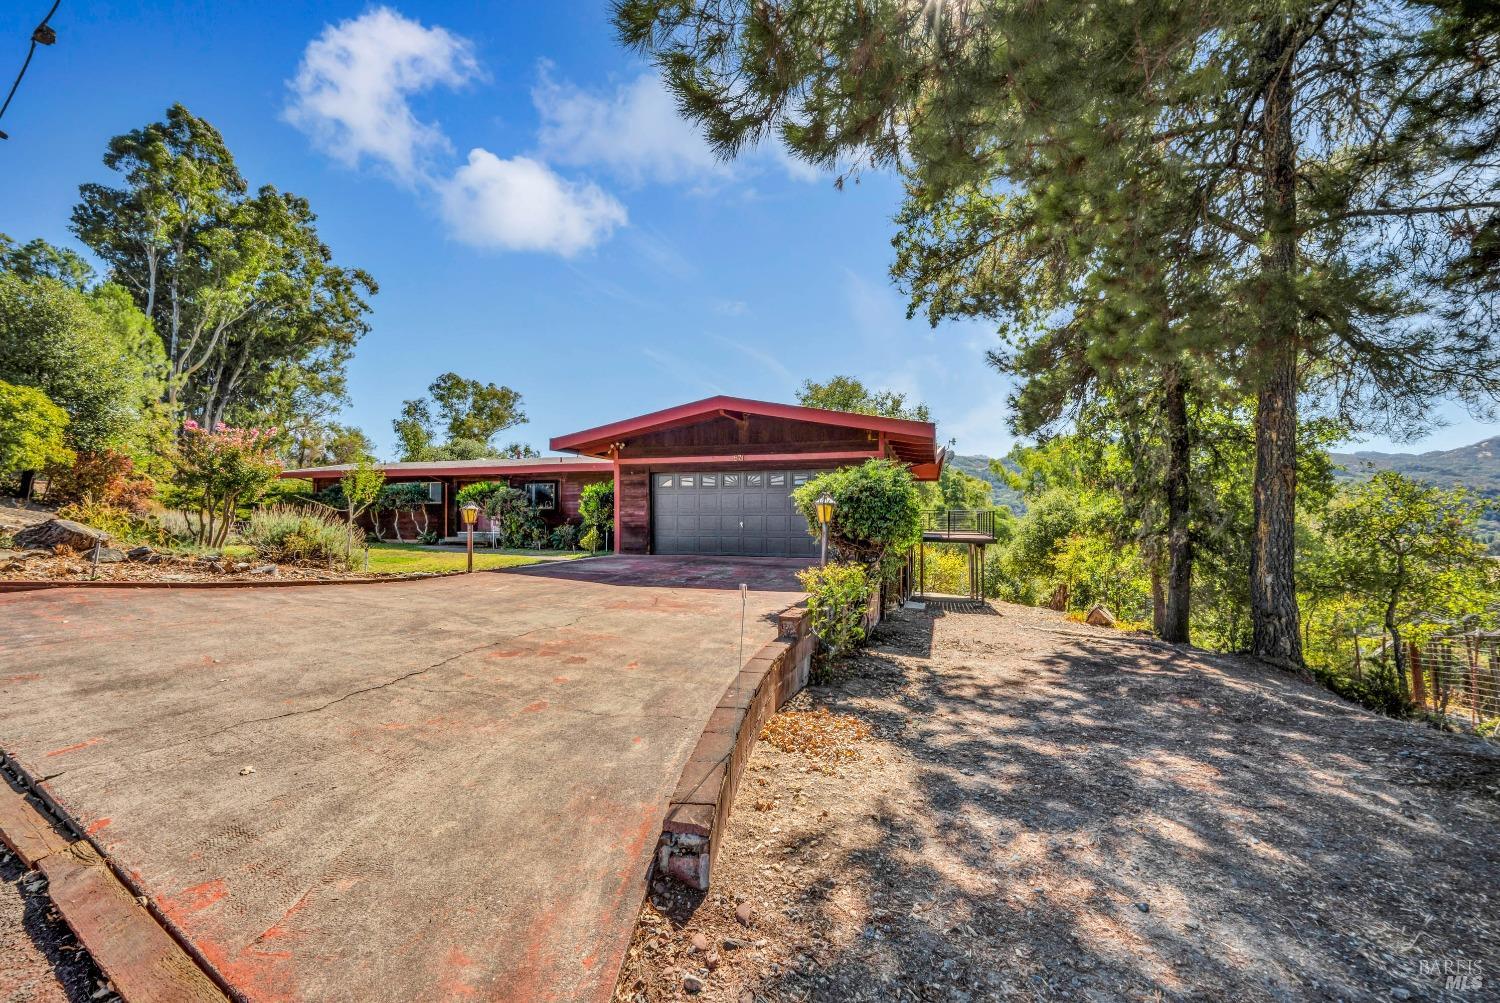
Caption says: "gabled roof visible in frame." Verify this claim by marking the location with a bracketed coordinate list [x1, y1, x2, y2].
[549, 395, 941, 474]
[279, 456, 611, 480]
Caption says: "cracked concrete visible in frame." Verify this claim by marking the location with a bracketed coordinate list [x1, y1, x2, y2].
[0, 557, 806, 1003]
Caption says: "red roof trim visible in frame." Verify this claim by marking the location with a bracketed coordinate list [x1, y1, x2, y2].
[549, 395, 936, 454]
[279, 461, 612, 480]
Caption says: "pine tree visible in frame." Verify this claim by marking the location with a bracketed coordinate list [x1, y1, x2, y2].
[616, 0, 1500, 665]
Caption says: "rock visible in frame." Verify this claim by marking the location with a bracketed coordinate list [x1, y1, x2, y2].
[14, 519, 109, 552]
[1390, 990, 1410, 1001]
[682, 972, 704, 994]
[1135, 902, 1150, 913]
[1086, 604, 1117, 628]
[735, 902, 754, 927]
[93, 547, 125, 564]
[239, 766, 256, 776]
[704, 950, 720, 971]
[690, 932, 710, 953]
[125, 545, 154, 562]
[249, 564, 277, 576]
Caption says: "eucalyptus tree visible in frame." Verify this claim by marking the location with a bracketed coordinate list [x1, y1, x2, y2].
[72, 104, 375, 429]
[616, 0, 1500, 666]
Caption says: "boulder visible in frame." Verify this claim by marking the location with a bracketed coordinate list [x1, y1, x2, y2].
[14, 518, 109, 553]
[125, 545, 155, 562]
[1085, 604, 1117, 628]
[93, 547, 126, 564]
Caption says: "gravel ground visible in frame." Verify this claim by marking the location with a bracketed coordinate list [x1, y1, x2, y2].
[615, 602, 1500, 1002]
[0, 850, 103, 1003]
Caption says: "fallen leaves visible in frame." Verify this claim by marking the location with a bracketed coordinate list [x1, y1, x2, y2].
[759, 707, 870, 774]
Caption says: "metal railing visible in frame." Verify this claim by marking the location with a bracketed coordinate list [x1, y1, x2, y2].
[920, 509, 998, 541]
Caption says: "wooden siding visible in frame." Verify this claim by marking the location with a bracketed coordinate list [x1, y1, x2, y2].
[620, 414, 876, 460]
[619, 470, 651, 554]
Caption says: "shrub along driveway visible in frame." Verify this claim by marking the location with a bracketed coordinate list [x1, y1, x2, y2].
[0, 557, 805, 1003]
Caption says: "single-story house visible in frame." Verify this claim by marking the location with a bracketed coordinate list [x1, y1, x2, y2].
[281, 395, 942, 558]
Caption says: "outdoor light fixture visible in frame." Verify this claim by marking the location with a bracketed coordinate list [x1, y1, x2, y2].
[815, 492, 835, 566]
[461, 502, 480, 572]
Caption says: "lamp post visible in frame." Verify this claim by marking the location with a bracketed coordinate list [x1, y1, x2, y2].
[815, 492, 835, 567]
[461, 502, 480, 572]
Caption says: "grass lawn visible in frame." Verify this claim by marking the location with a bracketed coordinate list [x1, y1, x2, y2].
[363, 543, 591, 574]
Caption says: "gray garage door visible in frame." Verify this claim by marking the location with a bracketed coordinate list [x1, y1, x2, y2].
[652, 470, 821, 557]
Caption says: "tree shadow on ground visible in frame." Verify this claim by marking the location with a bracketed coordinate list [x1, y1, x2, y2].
[742, 606, 1500, 1002]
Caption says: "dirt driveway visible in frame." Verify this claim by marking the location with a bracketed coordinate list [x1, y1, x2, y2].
[0, 556, 805, 1003]
[618, 602, 1500, 1003]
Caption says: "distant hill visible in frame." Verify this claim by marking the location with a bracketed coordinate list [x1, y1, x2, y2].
[1329, 437, 1500, 553]
[948, 453, 1025, 513]
[1328, 437, 1500, 494]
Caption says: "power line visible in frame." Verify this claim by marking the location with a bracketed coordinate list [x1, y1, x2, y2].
[0, 0, 62, 141]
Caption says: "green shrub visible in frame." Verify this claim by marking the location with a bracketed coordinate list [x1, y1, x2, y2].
[579, 526, 602, 552]
[798, 562, 875, 660]
[579, 481, 613, 533]
[482, 485, 544, 548]
[793, 460, 921, 568]
[219, 544, 256, 562]
[455, 480, 505, 508]
[243, 505, 351, 569]
[550, 523, 580, 550]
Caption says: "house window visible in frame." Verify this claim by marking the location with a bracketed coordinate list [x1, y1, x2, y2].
[523, 481, 558, 510]
[722, 473, 740, 488]
[701, 473, 718, 488]
[657, 474, 674, 488]
[407, 481, 442, 502]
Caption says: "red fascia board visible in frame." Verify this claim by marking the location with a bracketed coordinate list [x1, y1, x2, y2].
[549, 395, 937, 454]
[278, 462, 611, 480]
[615, 450, 881, 467]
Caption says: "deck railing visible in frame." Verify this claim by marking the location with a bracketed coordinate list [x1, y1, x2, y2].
[920, 509, 998, 541]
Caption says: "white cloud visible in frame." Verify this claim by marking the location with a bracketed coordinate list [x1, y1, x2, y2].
[534, 68, 727, 186]
[535, 67, 824, 187]
[285, 7, 480, 182]
[438, 150, 627, 256]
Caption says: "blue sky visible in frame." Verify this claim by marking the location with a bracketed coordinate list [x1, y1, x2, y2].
[1, 1, 1491, 459]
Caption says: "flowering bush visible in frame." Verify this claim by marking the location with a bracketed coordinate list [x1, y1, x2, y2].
[173, 420, 282, 546]
[46, 448, 155, 513]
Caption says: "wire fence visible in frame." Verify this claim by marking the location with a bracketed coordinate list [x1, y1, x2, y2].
[1412, 632, 1500, 726]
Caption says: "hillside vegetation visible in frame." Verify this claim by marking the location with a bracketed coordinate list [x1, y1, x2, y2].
[956, 439, 1500, 554]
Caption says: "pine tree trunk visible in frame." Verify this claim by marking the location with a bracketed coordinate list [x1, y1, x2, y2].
[1161, 366, 1193, 644]
[1249, 20, 1304, 667]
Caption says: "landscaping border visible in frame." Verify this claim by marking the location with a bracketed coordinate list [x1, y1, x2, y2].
[655, 605, 819, 890]
[0, 572, 461, 593]
[0, 761, 229, 1002]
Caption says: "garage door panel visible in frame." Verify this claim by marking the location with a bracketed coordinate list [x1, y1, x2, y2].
[653, 469, 817, 557]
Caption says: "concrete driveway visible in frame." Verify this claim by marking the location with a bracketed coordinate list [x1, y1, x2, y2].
[0, 556, 806, 1002]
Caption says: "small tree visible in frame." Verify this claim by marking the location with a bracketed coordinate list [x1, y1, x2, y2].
[174, 421, 282, 546]
[579, 481, 614, 551]
[1324, 471, 1493, 695]
[792, 460, 922, 570]
[0, 381, 72, 491]
[338, 459, 385, 554]
[377, 482, 432, 543]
